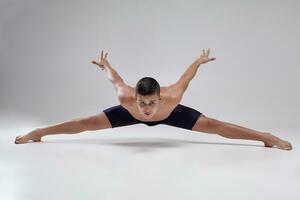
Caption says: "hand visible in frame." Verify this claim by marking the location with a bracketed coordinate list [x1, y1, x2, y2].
[91, 50, 110, 70]
[195, 48, 216, 65]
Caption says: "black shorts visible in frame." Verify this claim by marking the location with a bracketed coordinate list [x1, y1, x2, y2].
[102, 104, 204, 130]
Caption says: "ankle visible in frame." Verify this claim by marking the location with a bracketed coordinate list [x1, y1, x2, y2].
[263, 132, 273, 142]
[35, 128, 45, 137]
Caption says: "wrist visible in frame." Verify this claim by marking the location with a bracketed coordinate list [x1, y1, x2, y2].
[104, 65, 112, 72]
[194, 60, 202, 66]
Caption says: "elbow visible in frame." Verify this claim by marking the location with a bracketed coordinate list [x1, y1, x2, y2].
[111, 77, 125, 86]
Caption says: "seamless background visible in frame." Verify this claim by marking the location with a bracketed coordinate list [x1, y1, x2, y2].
[1, 1, 300, 200]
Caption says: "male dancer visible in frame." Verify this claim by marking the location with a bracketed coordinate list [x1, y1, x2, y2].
[15, 49, 292, 150]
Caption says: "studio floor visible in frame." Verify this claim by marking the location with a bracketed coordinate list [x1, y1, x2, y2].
[1, 124, 299, 200]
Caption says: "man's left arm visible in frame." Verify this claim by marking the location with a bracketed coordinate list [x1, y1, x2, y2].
[171, 48, 216, 93]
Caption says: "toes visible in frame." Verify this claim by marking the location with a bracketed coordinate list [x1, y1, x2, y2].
[284, 142, 292, 150]
[286, 145, 292, 150]
[15, 138, 21, 144]
[15, 136, 21, 143]
[284, 146, 291, 150]
[279, 143, 292, 150]
[264, 138, 292, 150]
[14, 134, 42, 144]
[15, 136, 25, 144]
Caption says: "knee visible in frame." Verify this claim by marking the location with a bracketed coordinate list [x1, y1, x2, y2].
[205, 117, 223, 130]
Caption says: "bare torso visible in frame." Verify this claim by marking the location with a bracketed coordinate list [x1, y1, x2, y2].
[119, 86, 182, 122]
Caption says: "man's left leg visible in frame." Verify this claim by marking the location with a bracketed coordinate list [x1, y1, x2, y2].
[191, 115, 292, 150]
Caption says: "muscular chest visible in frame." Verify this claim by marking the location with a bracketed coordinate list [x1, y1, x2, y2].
[119, 87, 179, 121]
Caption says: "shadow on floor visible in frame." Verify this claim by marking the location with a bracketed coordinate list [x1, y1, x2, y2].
[38, 137, 265, 149]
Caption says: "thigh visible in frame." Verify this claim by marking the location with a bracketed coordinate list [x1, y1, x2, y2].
[162, 104, 203, 130]
[102, 105, 141, 128]
[80, 111, 113, 130]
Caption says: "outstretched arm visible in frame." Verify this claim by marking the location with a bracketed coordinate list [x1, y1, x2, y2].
[91, 50, 128, 95]
[172, 48, 216, 93]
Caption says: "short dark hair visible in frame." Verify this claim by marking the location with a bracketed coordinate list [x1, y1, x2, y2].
[135, 77, 160, 97]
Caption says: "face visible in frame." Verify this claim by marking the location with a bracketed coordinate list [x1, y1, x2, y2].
[135, 93, 161, 119]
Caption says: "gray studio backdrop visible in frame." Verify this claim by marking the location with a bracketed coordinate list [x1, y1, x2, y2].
[0, 0, 299, 132]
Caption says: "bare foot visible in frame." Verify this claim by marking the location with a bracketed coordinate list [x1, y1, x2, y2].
[263, 132, 293, 150]
[15, 129, 43, 144]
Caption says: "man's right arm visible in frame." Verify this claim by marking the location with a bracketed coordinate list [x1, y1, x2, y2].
[91, 50, 131, 98]
[104, 65, 126, 88]
[103, 65, 133, 100]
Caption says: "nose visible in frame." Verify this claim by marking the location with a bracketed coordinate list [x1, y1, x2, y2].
[144, 109, 152, 114]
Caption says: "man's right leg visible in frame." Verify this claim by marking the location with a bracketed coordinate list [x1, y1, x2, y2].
[15, 111, 112, 144]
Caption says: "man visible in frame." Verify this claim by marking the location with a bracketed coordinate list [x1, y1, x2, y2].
[15, 49, 292, 150]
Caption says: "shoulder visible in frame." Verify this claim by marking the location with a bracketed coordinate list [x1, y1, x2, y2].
[161, 85, 183, 104]
[118, 85, 183, 104]
[117, 85, 136, 103]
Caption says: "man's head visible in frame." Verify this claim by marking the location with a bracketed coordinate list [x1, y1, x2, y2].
[135, 77, 161, 119]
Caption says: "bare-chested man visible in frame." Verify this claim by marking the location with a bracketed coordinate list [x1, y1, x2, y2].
[15, 49, 292, 150]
